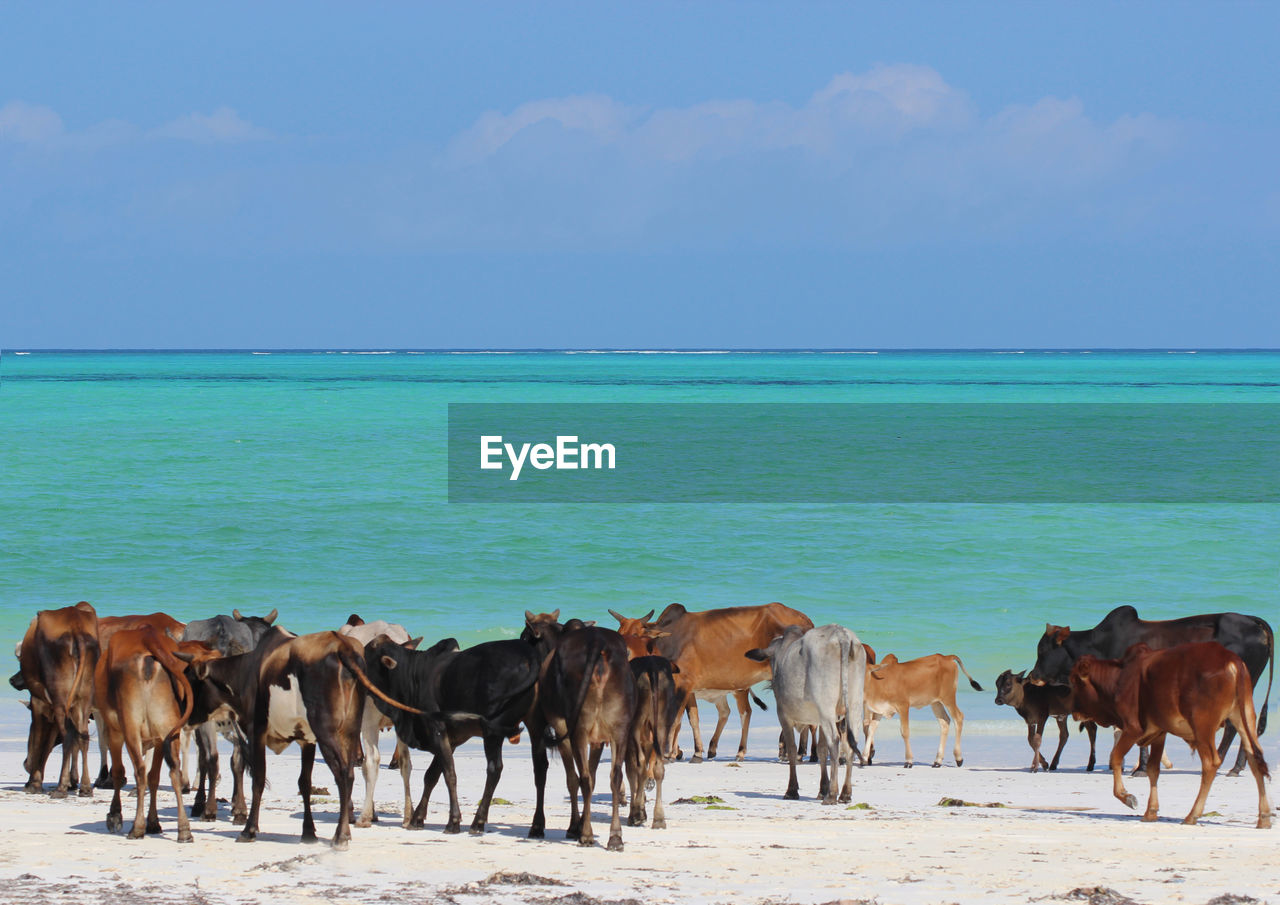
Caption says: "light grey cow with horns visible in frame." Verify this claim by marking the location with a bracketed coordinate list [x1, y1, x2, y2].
[746, 623, 867, 805]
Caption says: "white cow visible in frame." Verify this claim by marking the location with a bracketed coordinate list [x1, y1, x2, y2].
[746, 624, 866, 804]
[338, 614, 418, 827]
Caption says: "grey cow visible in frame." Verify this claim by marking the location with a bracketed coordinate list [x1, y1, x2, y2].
[747, 624, 867, 805]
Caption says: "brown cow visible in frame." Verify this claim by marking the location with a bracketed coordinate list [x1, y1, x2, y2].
[96, 627, 220, 841]
[237, 631, 422, 849]
[11, 602, 100, 797]
[863, 653, 983, 768]
[626, 655, 680, 830]
[1069, 641, 1271, 828]
[610, 602, 813, 762]
[994, 669, 1099, 772]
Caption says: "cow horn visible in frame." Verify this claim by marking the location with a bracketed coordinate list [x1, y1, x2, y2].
[405, 637, 423, 650]
[550, 609, 560, 621]
[641, 609, 654, 622]
[233, 609, 243, 620]
[264, 608, 278, 625]
[524, 610, 537, 624]
[608, 609, 625, 623]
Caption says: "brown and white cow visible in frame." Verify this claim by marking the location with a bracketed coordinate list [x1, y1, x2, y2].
[610, 602, 813, 762]
[1070, 641, 1271, 828]
[236, 631, 422, 849]
[11, 602, 100, 798]
[863, 653, 983, 768]
[96, 626, 220, 842]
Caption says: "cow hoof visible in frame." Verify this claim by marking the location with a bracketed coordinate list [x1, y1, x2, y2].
[1226, 767, 1243, 778]
[1086, 764, 1096, 773]
[23, 781, 42, 795]
[627, 815, 642, 827]
[78, 785, 94, 799]
[1123, 794, 1138, 810]
[735, 754, 746, 763]
[49, 788, 68, 800]
[469, 825, 485, 836]
[690, 755, 703, 765]
[783, 790, 799, 801]
[106, 813, 122, 833]
[652, 817, 666, 830]
[955, 758, 964, 767]
[332, 837, 350, 851]
[903, 763, 912, 770]
[838, 794, 851, 804]
[1256, 816, 1271, 829]
[932, 762, 942, 769]
[232, 814, 247, 826]
[127, 827, 145, 840]
[301, 833, 319, 844]
[443, 823, 461, 835]
[1181, 816, 1197, 826]
[94, 776, 113, 790]
[354, 818, 372, 829]
[177, 832, 194, 844]
[528, 827, 545, 839]
[820, 797, 837, 806]
[606, 835, 623, 852]
[236, 829, 257, 843]
[577, 836, 594, 848]
[146, 821, 162, 835]
[200, 811, 217, 822]
[1142, 813, 1158, 822]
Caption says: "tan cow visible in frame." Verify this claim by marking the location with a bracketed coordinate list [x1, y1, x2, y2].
[863, 653, 983, 768]
[96, 626, 220, 841]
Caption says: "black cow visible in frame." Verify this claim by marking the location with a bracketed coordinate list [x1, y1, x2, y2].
[994, 669, 1098, 772]
[626, 655, 680, 830]
[361, 634, 540, 835]
[522, 611, 635, 851]
[181, 609, 279, 821]
[1028, 604, 1274, 775]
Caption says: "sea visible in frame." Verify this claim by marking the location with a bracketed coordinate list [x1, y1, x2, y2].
[3, 350, 1277, 727]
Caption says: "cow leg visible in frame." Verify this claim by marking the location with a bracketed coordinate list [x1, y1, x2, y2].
[76, 719, 94, 798]
[191, 723, 217, 820]
[780, 716, 801, 800]
[229, 737, 249, 825]
[1227, 713, 1273, 828]
[355, 711, 380, 828]
[930, 702, 950, 768]
[899, 708, 914, 768]
[1026, 719, 1046, 772]
[51, 711, 79, 798]
[1217, 721, 1241, 776]
[144, 742, 166, 834]
[818, 722, 840, 805]
[125, 735, 149, 839]
[178, 725, 192, 793]
[731, 690, 752, 762]
[686, 698, 705, 763]
[437, 739, 463, 835]
[863, 714, 879, 766]
[1048, 716, 1069, 771]
[410, 755, 443, 828]
[650, 746, 668, 829]
[573, 739, 596, 847]
[1184, 731, 1222, 826]
[317, 738, 355, 850]
[298, 742, 319, 843]
[105, 732, 126, 834]
[395, 740, 413, 828]
[1141, 734, 1165, 822]
[1084, 722, 1098, 772]
[94, 714, 113, 789]
[235, 729, 268, 843]
[466, 735, 503, 835]
[626, 735, 645, 827]
[166, 735, 194, 843]
[527, 714, 549, 838]
[562, 738, 583, 839]
[838, 720, 855, 803]
[1108, 733, 1139, 811]
[22, 711, 56, 794]
[705, 695, 730, 760]
[607, 735, 626, 851]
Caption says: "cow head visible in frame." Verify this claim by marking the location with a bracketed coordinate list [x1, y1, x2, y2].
[1028, 623, 1073, 687]
[231, 608, 280, 649]
[993, 669, 1026, 707]
[608, 608, 654, 638]
[174, 642, 223, 680]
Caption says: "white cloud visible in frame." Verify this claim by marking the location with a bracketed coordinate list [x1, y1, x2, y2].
[0, 101, 65, 144]
[150, 106, 271, 143]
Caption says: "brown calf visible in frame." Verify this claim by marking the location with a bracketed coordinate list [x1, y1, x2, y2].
[12, 602, 100, 798]
[994, 669, 1098, 772]
[626, 655, 680, 830]
[863, 653, 983, 768]
[96, 627, 219, 842]
[1070, 641, 1271, 828]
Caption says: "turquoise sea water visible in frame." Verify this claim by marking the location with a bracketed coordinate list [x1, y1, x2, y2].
[3, 350, 1278, 722]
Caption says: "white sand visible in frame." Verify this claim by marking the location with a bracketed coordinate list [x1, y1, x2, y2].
[0, 708, 1275, 905]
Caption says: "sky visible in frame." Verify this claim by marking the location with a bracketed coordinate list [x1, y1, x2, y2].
[3, 2, 1279, 349]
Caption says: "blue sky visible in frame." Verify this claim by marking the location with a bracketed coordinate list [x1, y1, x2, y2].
[3, 3, 1278, 348]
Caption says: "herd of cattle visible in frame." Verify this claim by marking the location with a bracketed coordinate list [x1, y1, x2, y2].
[8, 600, 1275, 851]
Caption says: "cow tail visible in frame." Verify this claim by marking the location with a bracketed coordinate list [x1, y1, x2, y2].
[138, 633, 198, 749]
[338, 646, 425, 715]
[950, 656, 984, 692]
[64, 631, 93, 743]
[1256, 618, 1273, 737]
[843, 638, 865, 759]
[568, 643, 604, 738]
[1235, 661, 1270, 780]
[749, 690, 768, 712]
[649, 664, 665, 765]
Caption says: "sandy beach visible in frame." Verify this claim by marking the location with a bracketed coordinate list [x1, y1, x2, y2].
[0, 713, 1274, 905]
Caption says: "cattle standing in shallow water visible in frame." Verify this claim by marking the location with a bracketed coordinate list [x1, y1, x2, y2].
[1028, 604, 1274, 776]
[10, 602, 100, 798]
[994, 669, 1098, 772]
[746, 624, 867, 804]
[1069, 641, 1271, 828]
[360, 632, 539, 835]
[863, 653, 982, 768]
[523, 611, 635, 850]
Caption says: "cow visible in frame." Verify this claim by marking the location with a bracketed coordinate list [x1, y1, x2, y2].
[360, 631, 540, 835]
[1069, 641, 1271, 828]
[625, 655, 681, 829]
[236, 631, 423, 849]
[863, 653, 982, 768]
[338, 614, 416, 828]
[180, 608, 279, 821]
[90, 611, 188, 790]
[746, 624, 867, 804]
[95, 626, 220, 842]
[994, 669, 1098, 772]
[1028, 604, 1274, 775]
[609, 602, 813, 762]
[10, 602, 100, 798]
[522, 611, 635, 850]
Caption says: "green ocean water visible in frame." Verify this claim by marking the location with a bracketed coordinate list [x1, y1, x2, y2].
[3, 350, 1278, 721]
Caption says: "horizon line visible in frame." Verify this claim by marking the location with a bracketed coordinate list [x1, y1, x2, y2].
[6, 347, 1280, 354]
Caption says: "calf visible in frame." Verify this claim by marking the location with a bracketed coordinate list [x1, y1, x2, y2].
[11, 602, 100, 798]
[994, 669, 1098, 772]
[96, 627, 220, 842]
[181, 608, 279, 821]
[361, 633, 540, 835]
[747, 624, 866, 804]
[338, 614, 416, 828]
[625, 655, 680, 829]
[863, 653, 982, 768]
[1071, 641, 1271, 828]
[523, 612, 635, 850]
[237, 631, 422, 849]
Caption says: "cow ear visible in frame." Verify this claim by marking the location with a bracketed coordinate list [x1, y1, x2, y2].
[550, 609, 561, 622]
[1016, 670, 1026, 680]
[264, 608, 279, 625]
[192, 660, 213, 681]
[405, 637, 423, 650]
[582, 620, 596, 627]
[380, 655, 398, 669]
[346, 614, 364, 626]
[745, 649, 768, 661]
[233, 609, 243, 620]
